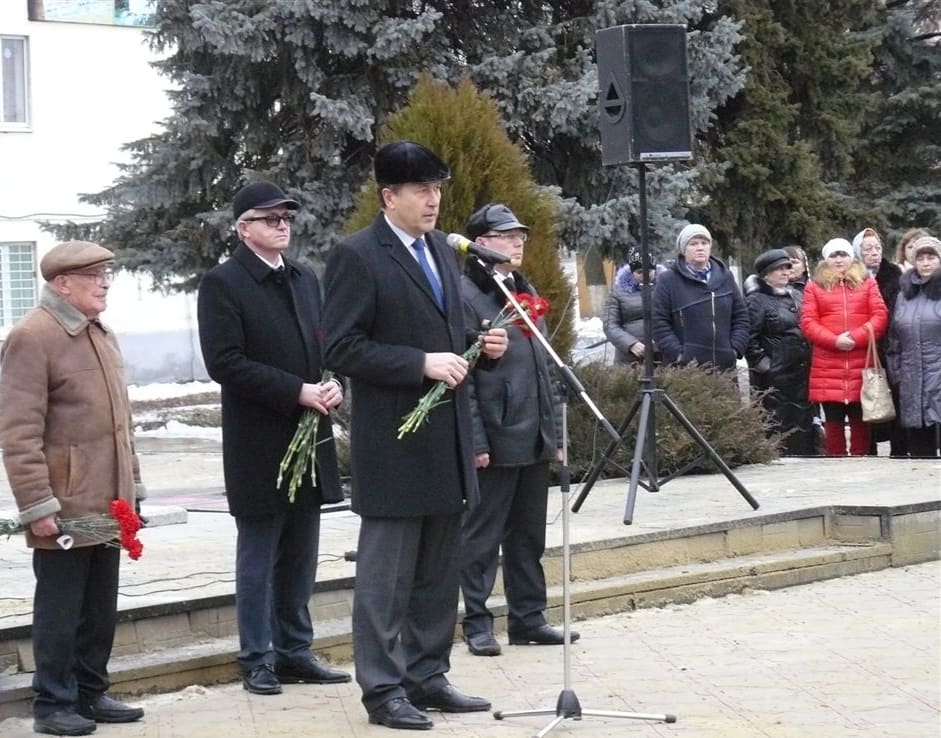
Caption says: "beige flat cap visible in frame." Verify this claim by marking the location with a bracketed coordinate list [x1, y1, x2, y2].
[40, 241, 115, 281]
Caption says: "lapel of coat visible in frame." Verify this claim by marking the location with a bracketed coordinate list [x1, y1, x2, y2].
[375, 216, 447, 317]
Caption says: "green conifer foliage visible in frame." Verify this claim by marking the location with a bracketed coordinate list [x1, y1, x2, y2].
[844, 3, 941, 240]
[347, 77, 575, 358]
[701, 0, 881, 267]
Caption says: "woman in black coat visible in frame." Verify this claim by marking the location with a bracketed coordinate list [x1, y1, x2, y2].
[745, 249, 816, 455]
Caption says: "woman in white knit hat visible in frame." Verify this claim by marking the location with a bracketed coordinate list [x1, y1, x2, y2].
[800, 238, 889, 456]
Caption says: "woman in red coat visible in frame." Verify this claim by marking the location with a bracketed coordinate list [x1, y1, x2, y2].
[801, 238, 889, 456]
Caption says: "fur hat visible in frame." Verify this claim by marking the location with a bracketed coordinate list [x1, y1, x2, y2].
[676, 224, 712, 254]
[821, 238, 854, 260]
[40, 241, 114, 281]
[374, 141, 450, 186]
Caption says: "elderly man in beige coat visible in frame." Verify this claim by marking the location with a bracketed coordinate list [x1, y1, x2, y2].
[0, 241, 145, 736]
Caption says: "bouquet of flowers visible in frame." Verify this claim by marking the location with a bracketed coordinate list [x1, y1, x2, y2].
[1, 499, 144, 560]
[278, 370, 335, 503]
[397, 291, 551, 438]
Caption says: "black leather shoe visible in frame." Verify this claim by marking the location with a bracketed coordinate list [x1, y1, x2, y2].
[275, 656, 352, 684]
[411, 684, 491, 713]
[243, 664, 282, 695]
[508, 624, 580, 645]
[34, 710, 96, 736]
[368, 697, 433, 730]
[465, 632, 502, 656]
[76, 694, 144, 723]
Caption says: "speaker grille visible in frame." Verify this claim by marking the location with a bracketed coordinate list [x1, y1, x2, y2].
[597, 24, 693, 165]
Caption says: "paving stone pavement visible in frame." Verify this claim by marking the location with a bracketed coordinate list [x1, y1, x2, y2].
[1, 561, 937, 738]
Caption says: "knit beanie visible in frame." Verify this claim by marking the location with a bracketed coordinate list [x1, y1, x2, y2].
[912, 236, 941, 260]
[821, 238, 854, 260]
[676, 224, 712, 255]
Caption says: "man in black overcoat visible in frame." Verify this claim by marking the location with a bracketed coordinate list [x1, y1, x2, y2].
[197, 181, 351, 696]
[321, 142, 508, 730]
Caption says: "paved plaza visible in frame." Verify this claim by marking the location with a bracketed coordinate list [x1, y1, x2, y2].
[1, 561, 938, 738]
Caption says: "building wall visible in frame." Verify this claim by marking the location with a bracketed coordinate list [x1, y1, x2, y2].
[0, 2, 207, 383]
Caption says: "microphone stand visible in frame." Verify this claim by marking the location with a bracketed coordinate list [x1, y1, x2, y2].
[474, 256, 675, 736]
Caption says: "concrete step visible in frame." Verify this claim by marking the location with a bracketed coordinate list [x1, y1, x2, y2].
[0, 539, 895, 718]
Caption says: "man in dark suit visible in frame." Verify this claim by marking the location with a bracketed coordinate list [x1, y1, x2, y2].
[322, 142, 508, 730]
[197, 181, 351, 696]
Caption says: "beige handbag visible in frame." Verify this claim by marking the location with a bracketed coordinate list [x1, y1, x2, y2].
[861, 324, 896, 423]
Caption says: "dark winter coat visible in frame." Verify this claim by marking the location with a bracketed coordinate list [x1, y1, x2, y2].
[744, 278, 815, 454]
[461, 262, 560, 466]
[800, 262, 888, 404]
[872, 258, 902, 322]
[651, 256, 749, 370]
[886, 269, 941, 429]
[322, 214, 479, 517]
[0, 286, 144, 548]
[197, 244, 343, 518]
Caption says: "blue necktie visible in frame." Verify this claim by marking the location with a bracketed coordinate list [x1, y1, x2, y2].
[413, 238, 444, 309]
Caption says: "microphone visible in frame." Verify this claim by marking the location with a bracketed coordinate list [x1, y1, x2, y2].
[447, 233, 514, 265]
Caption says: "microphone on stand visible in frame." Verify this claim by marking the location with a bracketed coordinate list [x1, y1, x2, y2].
[446, 233, 515, 265]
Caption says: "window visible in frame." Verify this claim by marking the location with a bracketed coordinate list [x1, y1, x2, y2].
[28, 1, 157, 27]
[1, 36, 28, 126]
[0, 242, 38, 328]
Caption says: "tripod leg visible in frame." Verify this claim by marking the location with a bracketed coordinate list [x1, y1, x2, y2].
[571, 397, 642, 512]
[660, 393, 760, 510]
[625, 392, 653, 525]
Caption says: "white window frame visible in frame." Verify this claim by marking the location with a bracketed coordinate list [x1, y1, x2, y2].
[0, 242, 38, 330]
[0, 35, 30, 129]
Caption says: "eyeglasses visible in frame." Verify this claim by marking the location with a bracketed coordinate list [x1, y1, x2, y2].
[66, 267, 115, 285]
[242, 213, 296, 228]
[480, 232, 528, 243]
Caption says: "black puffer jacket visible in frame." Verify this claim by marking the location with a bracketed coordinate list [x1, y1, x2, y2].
[461, 260, 560, 466]
[745, 279, 810, 391]
[886, 269, 941, 429]
[745, 277, 815, 454]
[652, 256, 749, 370]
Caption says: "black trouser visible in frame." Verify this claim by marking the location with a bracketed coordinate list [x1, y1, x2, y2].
[461, 462, 550, 637]
[32, 544, 120, 717]
[905, 425, 941, 457]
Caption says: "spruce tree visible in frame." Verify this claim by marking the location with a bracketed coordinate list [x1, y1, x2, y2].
[50, 0, 745, 294]
[844, 2, 941, 241]
[347, 77, 576, 357]
[700, 0, 881, 268]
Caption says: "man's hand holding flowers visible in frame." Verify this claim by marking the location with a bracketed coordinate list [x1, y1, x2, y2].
[299, 376, 343, 414]
[480, 327, 508, 359]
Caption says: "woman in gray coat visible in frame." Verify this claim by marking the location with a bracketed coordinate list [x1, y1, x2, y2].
[603, 259, 656, 364]
[886, 236, 941, 457]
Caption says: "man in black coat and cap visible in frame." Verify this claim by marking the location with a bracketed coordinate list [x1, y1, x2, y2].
[322, 142, 508, 730]
[198, 180, 351, 696]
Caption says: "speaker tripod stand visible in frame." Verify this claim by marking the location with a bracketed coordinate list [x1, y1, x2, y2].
[476, 264, 675, 736]
[571, 163, 759, 523]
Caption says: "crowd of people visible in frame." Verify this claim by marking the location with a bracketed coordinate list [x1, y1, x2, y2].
[2, 137, 937, 735]
[604, 224, 940, 460]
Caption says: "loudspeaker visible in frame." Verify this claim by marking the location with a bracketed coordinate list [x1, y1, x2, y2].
[596, 24, 693, 165]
